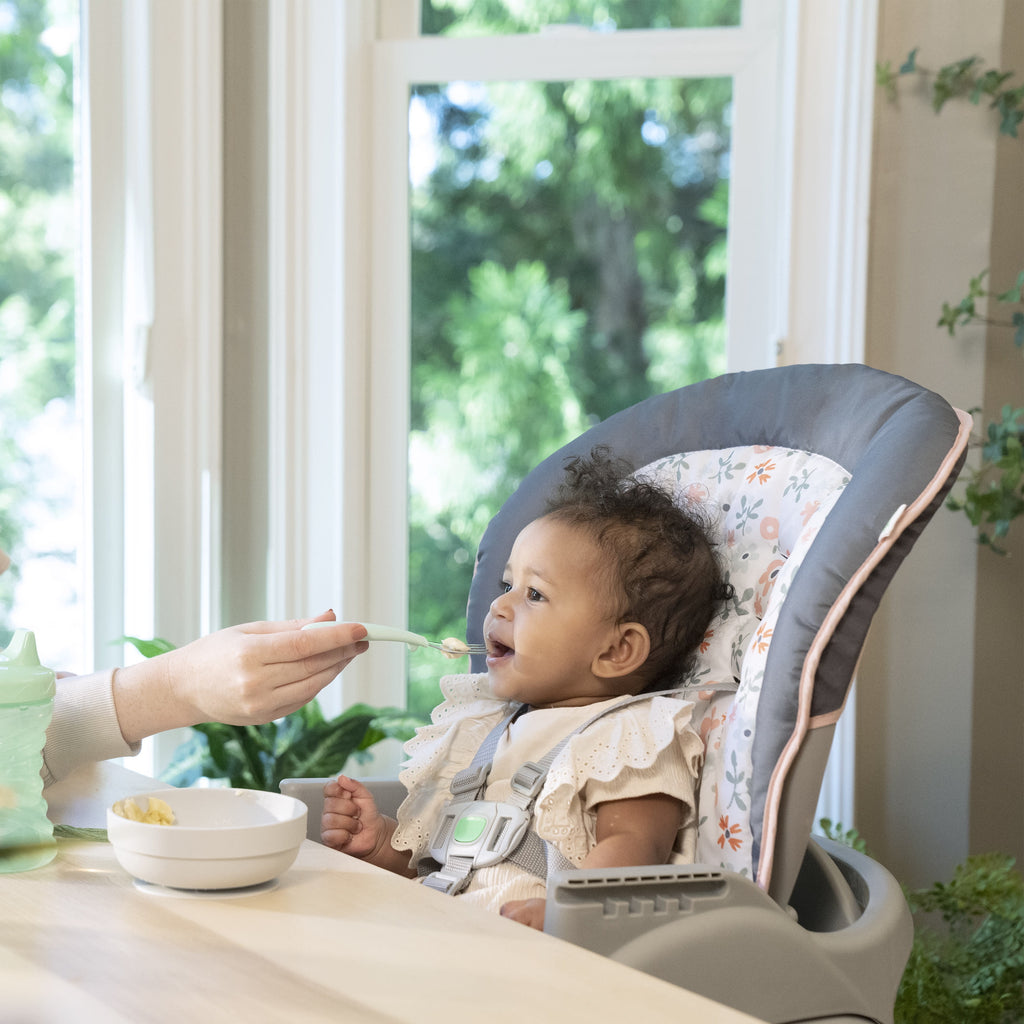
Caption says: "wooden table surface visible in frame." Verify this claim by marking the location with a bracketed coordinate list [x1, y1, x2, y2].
[0, 761, 764, 1023]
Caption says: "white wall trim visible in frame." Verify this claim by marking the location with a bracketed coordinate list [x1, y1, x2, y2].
[782, 0, 878, 367]
[265, 0, 379, 718]
[147, 0, 223, 647]
[81, 0, 126, 674]
[83, 0, 223, 774]
[266, 0, 309, 622]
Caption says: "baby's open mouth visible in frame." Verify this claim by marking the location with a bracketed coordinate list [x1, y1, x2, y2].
[486, 637, 513, 660]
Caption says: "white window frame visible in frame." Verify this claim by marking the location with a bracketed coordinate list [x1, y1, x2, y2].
[82, 0, 222, 774]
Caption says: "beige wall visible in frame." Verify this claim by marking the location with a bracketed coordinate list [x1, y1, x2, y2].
[970, 0, 1024, 868]
[860, 0, 1023, 887]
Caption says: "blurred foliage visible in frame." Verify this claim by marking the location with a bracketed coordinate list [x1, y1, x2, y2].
[161, 701, 423, 793]
[407, 3, 732, 714]
[877, 49, 1024, 554]
[818, 817, 869, 855]
[896, 854, 1024, 1024]
[876, 48, 1024, 137]
[421, 0, 741, 35]
[0, 0, 77, 611]
[820, 819, 1024, 1023]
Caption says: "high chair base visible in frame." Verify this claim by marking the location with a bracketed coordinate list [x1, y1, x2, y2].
[545, 837, 911, 1024]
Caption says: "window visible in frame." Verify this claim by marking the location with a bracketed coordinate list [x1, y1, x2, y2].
[0, 0, 83, 672]
[404, 79, 733, 713]
[0, 0, 224, 775]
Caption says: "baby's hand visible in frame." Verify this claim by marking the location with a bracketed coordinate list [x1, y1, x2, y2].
[500, 898, 546, 931]
[321, 775, 387, 859]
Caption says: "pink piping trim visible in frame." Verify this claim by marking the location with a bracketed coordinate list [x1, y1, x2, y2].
[755, 408, 972, 891]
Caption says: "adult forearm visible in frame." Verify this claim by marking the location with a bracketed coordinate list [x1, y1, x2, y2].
[110, 654, 191, 745]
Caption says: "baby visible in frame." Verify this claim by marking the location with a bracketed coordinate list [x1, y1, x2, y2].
[322, 447, 729, 929]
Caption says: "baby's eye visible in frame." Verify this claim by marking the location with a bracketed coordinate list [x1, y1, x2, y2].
[526, 587, 545, 603]
[500, 580, 512, 594]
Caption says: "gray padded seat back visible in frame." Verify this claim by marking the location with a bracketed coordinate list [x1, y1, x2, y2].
[466, 364, 969, 901]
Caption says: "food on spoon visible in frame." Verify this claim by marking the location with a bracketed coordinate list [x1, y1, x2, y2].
[111, 796, 176, 825]
[441, 637, 470, 658]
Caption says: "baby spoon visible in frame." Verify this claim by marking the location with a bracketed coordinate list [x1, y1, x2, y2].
[303, 621, 486, 658]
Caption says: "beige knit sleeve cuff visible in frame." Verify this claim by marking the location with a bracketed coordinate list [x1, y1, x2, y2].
[41, 669, 141, 787]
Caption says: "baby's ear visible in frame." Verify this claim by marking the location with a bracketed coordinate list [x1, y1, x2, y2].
[593, 623, 650, 680]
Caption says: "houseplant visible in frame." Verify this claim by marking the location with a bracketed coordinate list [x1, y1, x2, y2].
[895, 853, 1024, 1024]
[821, 820, 1024, 1023]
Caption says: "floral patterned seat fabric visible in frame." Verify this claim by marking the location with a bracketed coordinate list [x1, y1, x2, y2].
[638, 447, 850, 879]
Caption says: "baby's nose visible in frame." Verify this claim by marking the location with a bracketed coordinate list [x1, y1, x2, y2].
[489, 589, 512, 618]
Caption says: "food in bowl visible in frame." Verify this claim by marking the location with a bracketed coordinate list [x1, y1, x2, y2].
[111, 795, 176, 824]
[106, 787, 307, 890]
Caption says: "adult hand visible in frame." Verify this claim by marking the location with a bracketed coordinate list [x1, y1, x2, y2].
[112, 613, 369, 744]
[171, 613, 368, 725]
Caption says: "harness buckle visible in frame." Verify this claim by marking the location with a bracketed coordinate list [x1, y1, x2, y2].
[509, 761, 547, 804]
[427, 799, 532, 874]
[449, 764, 490, 798]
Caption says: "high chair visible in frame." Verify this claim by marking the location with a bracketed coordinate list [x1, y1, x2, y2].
[283, 363, 970, 1024]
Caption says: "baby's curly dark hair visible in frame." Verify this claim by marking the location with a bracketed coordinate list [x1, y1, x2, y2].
[544, 446, 732, 691]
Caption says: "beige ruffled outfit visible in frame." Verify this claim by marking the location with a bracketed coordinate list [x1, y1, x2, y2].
[393, 673, 704, 914]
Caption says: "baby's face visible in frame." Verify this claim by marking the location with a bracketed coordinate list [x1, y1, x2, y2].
[483, 516, 625, 708]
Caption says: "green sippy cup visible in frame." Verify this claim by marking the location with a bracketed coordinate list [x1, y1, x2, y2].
[0, 629, 57, 872]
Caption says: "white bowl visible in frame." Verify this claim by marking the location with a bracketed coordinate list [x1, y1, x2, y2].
[106, 788, 307, 890]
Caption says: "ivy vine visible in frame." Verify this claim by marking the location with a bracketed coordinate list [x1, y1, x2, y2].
[878, 50, 1024, 553]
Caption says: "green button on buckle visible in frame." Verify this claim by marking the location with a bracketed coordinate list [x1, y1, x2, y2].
[453, 815, 488, 844]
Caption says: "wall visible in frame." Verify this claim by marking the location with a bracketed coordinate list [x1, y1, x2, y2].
[860, 0, 1021, 888]
[222, 0, 270, 627]
[970, 0, 1024, 867]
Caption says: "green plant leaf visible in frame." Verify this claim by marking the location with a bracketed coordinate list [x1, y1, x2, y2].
[1013, 312, 1024, 350]
[162, 702, 426, 791]
[968, 270, 990, 299]
[996, 85, 1024, 137]
[118, 635, 177, 658]
[933, 56, 981, 113]
[899, 48, 918, 75]
[160, 731, 210, 787]
[817, 817, 868, 854]
[996, 270, 1024, 305]
[876, 60, 898, 103]
[972, 68, 1014, 101]
[897, 854, 1024, 1023]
